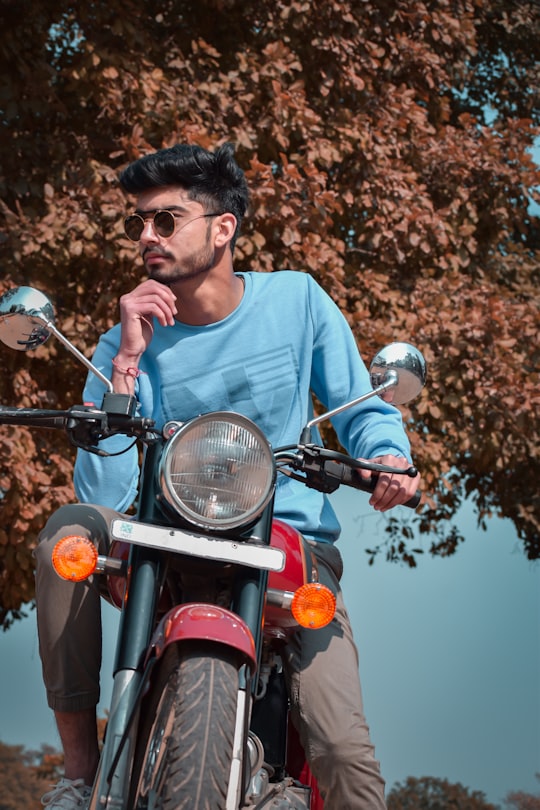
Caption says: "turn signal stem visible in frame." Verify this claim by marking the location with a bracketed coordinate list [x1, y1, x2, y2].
[266, 588, 294, 610]
[95, 555, 128, 576]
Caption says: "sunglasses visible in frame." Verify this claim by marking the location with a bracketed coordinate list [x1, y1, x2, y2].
[123, 209, 221, 242]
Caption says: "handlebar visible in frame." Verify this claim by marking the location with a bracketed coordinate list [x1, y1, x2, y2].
[275, 445, 421, 509]
[0, 404, 156, 453]
[0, 406, 421, 507]
[0, 406, 72, 430]
[323, 458, 421, 509]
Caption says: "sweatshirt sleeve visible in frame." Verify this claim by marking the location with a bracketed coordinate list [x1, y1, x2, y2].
[72, 326, 141, 511]
[306, 276, 412, 461]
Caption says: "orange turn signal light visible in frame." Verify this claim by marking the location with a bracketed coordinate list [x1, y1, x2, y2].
[52, 535, 98, 582]
[291, 583, 336, 629]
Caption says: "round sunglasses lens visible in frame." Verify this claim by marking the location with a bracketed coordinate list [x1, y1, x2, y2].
[124, 215, 144, 241]
[153, 210, 176, 237]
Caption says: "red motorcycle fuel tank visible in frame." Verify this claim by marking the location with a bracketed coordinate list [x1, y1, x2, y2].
[105, 540, 130, 608]
[144, 519, 310, 662]
[107, 520, 313, 633]
[264, 518, 311, 634]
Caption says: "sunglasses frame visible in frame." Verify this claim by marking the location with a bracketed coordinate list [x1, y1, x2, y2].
[123, 209, 222, 242]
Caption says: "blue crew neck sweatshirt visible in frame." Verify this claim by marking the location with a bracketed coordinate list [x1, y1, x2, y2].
[74, 270, 411, 544]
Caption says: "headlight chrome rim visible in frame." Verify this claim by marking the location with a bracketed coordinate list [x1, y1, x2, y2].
[159, 412, 276, 531]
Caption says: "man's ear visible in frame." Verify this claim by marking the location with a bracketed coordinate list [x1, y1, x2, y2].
[213, 212, 237, 248]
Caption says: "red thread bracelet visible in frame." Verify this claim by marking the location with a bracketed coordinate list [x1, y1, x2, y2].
[112, 359, 146, 378]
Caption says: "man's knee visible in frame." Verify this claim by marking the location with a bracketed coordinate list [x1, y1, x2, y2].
[34, 504, 89, 572]
[36, 503, 114, 562]
[41, 503, 98, 538]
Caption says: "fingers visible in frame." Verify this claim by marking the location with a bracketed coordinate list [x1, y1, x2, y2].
[358, 455, 420, 512]
[120, 280, 177, 328]
[369, 474, 409, 511]
[117, 281, 177, 358]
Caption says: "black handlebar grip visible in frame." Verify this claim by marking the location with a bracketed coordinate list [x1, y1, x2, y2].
[403, 490, 422, 509]
[342, 466, 422, 510]
[0, 407, 69, 429]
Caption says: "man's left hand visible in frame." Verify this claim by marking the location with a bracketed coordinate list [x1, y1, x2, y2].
[357, 454, 420, 512]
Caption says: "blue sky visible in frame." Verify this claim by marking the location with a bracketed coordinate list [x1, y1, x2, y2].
[0, 489, 538, 806]
[334, 490, 540, 805]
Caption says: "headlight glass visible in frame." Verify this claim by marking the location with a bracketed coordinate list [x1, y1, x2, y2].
[159, 412, 275, 530]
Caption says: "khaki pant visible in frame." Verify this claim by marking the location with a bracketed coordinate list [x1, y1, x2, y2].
[35, 503, 386, 809]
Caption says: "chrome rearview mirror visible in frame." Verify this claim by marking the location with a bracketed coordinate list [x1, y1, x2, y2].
[0, 286, 55, 351]
[0, 286, 114, 393]
[369, 342, 426, 405]
[300, 341, 427, 442]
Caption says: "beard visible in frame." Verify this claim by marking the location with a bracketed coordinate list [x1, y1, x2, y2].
[144, 240, 215, 284]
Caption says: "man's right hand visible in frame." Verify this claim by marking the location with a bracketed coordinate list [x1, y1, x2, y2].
[111, 280, 178, 394]
[117, 279, 178, 360]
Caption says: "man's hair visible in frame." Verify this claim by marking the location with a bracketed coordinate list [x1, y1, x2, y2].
[119, 142, 249, 250]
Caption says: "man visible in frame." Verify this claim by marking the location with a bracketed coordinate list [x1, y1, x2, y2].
[36, 142, 420, 809]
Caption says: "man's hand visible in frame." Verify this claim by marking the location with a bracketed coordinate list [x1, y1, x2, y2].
[357, 454, 420, 512]
[117, 279, 178, 361]
[111, 280, 178, 394]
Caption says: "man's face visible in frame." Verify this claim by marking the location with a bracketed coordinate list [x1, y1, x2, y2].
[133, 186, 218, 284]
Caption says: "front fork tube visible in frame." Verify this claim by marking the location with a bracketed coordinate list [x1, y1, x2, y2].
[225, 566, 268, 808]
[234, 501, 274, 677]
[233, 566, 268, 685]
[89, 544, 163, 809]
[230, 505, 274, 804]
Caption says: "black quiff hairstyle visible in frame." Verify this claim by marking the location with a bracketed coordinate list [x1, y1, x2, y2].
[119, 142, 249, 251]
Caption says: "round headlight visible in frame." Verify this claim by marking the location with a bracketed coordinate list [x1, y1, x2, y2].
[159, 412, 276, 531]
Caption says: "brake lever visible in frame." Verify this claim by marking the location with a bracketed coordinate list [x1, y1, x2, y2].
[353, 457, 418, 477]
[281, 444, 419, 499]
[302, 445, 418, 478]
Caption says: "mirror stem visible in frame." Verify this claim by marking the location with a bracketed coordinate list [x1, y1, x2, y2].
[303, 371, 399, 440]
[307, 371, 399, 429]
[42, 319, 114, 394]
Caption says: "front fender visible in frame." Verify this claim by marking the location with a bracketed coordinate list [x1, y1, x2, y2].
[149, 603, 257, 669]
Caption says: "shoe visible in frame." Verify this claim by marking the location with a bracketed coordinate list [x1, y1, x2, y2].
[41, 778, 92, 808]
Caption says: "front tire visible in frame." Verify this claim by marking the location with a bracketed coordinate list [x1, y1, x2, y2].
[130, 641, 242, 809]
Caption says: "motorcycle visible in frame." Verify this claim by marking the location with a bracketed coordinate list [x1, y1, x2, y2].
[0, 286, 426, 810]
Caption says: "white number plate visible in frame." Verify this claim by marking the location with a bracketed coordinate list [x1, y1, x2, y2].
[111, 519, 285, 572]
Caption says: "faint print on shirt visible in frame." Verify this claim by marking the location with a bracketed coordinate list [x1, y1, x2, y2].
[160, 344, 301, 443]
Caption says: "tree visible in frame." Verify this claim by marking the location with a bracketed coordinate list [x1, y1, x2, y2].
[504, 775, 540, 810]
[0, 716, 107, 807]
[505, 795, 540, 810]
[0, 0, 538, 625]
[387, 775, 499, 809]
[0, 741, 51, 809]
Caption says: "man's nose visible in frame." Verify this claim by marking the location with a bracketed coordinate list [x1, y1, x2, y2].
[139, 218, 160, 244]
